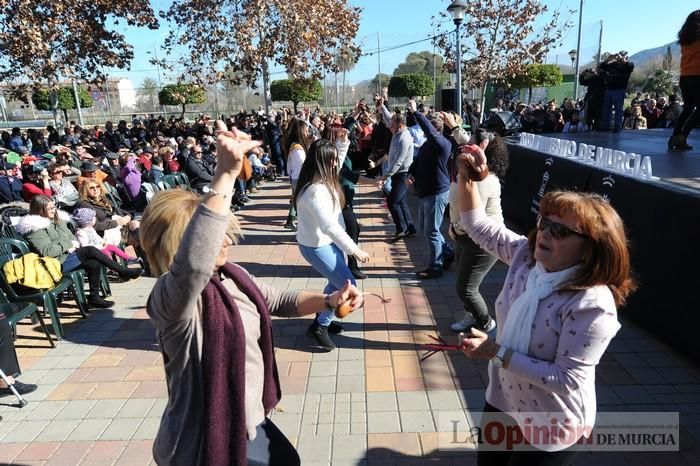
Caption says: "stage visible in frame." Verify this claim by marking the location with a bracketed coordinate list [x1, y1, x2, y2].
[545, 128, 700, 192]
[502, 129, 700, 361]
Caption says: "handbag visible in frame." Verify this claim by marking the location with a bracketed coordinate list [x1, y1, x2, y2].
[238, 156, 253, 181]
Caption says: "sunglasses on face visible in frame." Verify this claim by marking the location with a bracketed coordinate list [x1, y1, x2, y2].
[537, 215, 587, 240]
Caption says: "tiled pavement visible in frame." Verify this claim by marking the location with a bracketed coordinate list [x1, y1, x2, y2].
[1, 179, 699, 465]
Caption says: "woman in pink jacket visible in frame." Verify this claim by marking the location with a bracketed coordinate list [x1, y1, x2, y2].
[455, 145, 636, 464]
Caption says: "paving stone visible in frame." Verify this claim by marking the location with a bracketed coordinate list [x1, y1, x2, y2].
[132, 417, 161, 440]
[2, 419, 49, 442]
[336, 375, 366, 393]
[54, 399, 98, 420]
[397, 391, 431, 412]
[338, 359, 365, 376]
[23, 401, 68, 421]
[399, 410, 436, 432]
[307, 376, 337, 394]
[367, 392, 398, 412]
[428, 390, 463, 410]
[331, 434, 367, 460]
[297, 433, 332, 462]
[367, 411, 400, 433]
[86, 399, 128, 419]
[116, 398, 157, 418]
[67, 418, 112, 441]
[34, 419, 81, 441]
[100, 418, 143, 440]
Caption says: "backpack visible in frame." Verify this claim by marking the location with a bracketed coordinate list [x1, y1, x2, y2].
[3, 253, 63, 289]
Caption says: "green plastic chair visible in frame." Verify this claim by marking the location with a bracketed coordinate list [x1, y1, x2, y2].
[0, 289, 54, 348]
[160, 174, 178, 190]
[0, 238, 90, 339]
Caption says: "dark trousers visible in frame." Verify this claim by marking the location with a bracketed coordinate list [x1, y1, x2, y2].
[75, 246, 131, 296]
[477, 402, 579, 466]
[673, 75, 700, 137]
[387, 172, 413, 234]
[0, 319, 20, 378]
[342, 204, 361, 271]
[454, 232, 498, 327]
[247, 418, 300, 466]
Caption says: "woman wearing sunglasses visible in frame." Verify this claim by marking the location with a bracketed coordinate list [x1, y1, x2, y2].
[454, 145, 636, 464]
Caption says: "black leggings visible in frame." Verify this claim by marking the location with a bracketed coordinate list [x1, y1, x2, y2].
[0, 318, 20, 378]
[477, 402, 579, 466]
[75, 246, 131, 296]
[673, 75, 700, 137]
[342, 204, 361, 271]
[247, 418, 300, 466]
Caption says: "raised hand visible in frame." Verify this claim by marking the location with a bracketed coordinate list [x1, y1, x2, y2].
[214, 120, 261, 178]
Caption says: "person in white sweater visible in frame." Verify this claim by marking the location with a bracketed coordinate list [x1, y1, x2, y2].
[295, 139, 370, 350]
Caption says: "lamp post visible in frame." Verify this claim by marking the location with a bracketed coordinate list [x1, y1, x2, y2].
[568, 48, 579, 101]
[447, 0, 467, 118]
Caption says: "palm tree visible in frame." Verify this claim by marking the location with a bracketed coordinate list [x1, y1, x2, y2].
[337, 47, 356, 109]
[136, 77, 159, 112]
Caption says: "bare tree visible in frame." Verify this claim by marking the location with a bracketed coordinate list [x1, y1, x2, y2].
[157, 0, 362, 112]
[0, 0, 157, 101]
[433, 0, 570, 117]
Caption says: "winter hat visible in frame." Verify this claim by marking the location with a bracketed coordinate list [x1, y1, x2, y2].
[71, 208, 97, 227]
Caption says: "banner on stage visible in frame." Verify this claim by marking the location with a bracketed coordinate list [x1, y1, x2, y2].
[518, 133, 657, 181]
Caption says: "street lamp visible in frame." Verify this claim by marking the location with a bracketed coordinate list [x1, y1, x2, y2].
[568, 49, 577, 69]
[447, 0, 467, 118]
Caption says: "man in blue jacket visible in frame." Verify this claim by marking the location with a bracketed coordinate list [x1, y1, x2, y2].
[407, 99, 454, 279]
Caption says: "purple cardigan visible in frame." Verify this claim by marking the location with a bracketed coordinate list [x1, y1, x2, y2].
[460, 208, 620, 451]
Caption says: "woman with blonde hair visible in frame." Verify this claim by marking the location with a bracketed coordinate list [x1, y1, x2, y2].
[140, 122, 363, 466]
[455, 145, 636, 464]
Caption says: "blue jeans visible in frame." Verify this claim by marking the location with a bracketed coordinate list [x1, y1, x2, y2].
[387, 172, 413, 233]
[601, 89, 626, 131]
[299, 243, 356, 327]
[62, 252, 81, 272]
[418, 190, 452, 269]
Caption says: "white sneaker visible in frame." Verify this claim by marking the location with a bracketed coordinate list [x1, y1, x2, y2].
[451, 316, 477, 332]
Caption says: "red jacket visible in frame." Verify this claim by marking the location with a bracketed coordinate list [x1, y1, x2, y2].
[22, 182, 51, 202]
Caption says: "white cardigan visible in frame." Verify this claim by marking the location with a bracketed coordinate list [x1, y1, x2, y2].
[295, 183, 359, 256]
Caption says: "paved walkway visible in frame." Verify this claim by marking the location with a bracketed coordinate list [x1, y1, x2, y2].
[1, 179, 699, 465]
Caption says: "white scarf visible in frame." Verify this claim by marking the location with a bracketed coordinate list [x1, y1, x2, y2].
[498, 262, 579, 354]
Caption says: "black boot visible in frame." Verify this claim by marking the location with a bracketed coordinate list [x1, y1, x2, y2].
[89, 295, 115, 309]
[348, 256, 367, 280]
[307, 319, 336, 351]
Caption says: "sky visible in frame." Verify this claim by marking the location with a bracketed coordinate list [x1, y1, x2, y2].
[113, 0, 691, 90]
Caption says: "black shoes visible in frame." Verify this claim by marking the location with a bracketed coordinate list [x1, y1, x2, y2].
[389, 225, 417, 243]
[350, 268, 367, 280]
[307, 320, 336, 351]
[120, 268, 144, 280]
[89, 296, 115, 308]
[416, 267, 443, 279]
[0, 380, 37, 397]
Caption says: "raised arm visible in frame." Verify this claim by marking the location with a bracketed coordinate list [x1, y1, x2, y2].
[407, 99, 440, 143]
[149, 122, 262, 326]
[456, 147, 526, 265]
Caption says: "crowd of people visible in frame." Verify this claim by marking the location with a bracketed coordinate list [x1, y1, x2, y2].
[5, 9, 700, 464]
